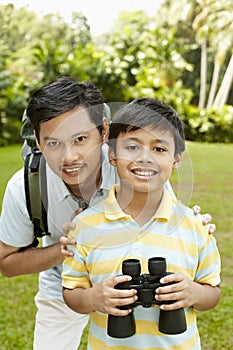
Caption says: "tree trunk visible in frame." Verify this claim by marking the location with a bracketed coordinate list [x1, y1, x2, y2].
[198, 40, 207, 108]
[207, 58, 221, 108]
[213, 53, 233, 108]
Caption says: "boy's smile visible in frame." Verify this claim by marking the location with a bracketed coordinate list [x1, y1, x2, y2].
[110, 125, 181, 196]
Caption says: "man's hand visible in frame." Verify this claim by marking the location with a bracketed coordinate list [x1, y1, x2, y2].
[60, 208, 84, 256]
[192, 205, 216, 234]
[60, 221, 76, 257]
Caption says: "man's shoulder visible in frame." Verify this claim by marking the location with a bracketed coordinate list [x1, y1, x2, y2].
[6, 167, 24, 190]
[101, 144, 119, 187]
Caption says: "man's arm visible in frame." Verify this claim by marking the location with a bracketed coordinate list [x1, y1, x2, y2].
[0, 240, 64, 277]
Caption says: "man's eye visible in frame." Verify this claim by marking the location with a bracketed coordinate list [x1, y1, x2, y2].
[75, 136, 86, 143]
[48, 141, 60, 148]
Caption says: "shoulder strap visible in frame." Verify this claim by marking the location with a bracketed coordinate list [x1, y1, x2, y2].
[24, 148, 50, 246]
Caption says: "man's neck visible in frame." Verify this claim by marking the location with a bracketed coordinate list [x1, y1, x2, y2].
[66, 169, 102, 203]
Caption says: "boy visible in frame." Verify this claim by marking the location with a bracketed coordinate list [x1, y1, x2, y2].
[62, 98, 221, 349]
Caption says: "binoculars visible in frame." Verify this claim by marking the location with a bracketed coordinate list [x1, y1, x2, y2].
[107, 257, 187, 338]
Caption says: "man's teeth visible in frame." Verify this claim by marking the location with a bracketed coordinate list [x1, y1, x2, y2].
[134, 170, 155, 176]
[65, 168, 81, 173]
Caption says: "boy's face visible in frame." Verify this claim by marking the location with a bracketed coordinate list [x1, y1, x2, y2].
[37, 106, 108, 190]
[109, 125, 181, 194]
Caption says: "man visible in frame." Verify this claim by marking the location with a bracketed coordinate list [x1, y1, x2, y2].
[0, 76, 214, 350]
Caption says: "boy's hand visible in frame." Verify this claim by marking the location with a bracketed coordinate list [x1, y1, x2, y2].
[90, 275, 138, 316]
[155, 273, 198, 310]
[192, 205, 216, 234]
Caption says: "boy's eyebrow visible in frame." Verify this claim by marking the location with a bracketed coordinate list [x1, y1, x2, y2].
[122, 136, 171, 146]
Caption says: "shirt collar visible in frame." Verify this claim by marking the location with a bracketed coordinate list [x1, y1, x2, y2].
[104, 185, 174, 222]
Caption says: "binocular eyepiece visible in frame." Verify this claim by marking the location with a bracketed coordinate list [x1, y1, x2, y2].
[107, 257, 187, 338]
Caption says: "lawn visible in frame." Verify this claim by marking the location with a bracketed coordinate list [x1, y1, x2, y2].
[0, 142, 233, 349]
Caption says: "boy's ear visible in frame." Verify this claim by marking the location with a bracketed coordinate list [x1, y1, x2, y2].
[102, 117, 109, 143]
[172, 153, 182, 169]
[108, 147, 117, 167]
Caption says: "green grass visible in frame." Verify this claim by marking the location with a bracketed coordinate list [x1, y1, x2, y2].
[0, 142, 233, 349]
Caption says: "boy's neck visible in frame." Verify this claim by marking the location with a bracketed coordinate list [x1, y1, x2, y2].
[116, 186, 163, 227]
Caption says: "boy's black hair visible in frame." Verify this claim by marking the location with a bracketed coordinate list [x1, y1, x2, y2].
[26, 76, 104, 142]
[108, 98, 185, 155]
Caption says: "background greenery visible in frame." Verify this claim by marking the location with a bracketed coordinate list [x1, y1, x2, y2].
[0, 143, 232, 349]
[0, 0, 232, 348]
[0, 0, 233, 146]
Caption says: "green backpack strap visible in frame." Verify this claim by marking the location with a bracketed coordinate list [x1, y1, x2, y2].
[24, 147, 50, 247]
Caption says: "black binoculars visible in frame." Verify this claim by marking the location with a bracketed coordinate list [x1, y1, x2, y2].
[107, 257, 187, 338]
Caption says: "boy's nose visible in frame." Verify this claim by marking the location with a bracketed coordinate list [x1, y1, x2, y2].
[137, 147, 154, 163]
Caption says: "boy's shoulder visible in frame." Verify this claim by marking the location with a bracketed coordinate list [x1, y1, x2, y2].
[172, 201, 208, 235]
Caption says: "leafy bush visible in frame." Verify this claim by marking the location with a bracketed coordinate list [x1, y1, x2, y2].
[183, 104, 233, 142]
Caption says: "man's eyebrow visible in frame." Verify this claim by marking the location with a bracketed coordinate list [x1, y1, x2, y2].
[43, 131, 88, 141]
[43, 136, 58, 141]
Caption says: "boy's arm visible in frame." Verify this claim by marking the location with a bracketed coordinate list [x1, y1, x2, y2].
[63, 275, 138, 316]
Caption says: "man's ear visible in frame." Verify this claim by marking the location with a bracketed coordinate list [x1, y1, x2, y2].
[102, 117, 109, 143]
[34, 131, 41, 151]
[172, 153, 182, 169]
[108, 147, 117, 167]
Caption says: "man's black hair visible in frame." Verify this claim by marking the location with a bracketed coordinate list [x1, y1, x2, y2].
[26, 76, 104, 142]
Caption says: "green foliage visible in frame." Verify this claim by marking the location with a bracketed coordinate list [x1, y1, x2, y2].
[0, 145, 23, 207]
[0, 143, 233, 349]
[0, 4, 92, 145]
[0, 3, 232, 145]
[183, 104, 233, 142]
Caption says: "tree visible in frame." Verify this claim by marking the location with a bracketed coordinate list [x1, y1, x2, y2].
[164, 0, 233, 108]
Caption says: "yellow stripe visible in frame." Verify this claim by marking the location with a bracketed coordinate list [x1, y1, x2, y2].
[143, 231, 197, 256]
[88, 330, 199, 350]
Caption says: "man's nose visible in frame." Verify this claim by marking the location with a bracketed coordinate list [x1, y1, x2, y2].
[63, 144, 80, 162]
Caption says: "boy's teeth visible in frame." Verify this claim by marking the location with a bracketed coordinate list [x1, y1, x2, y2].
[134, 170, 154, 176]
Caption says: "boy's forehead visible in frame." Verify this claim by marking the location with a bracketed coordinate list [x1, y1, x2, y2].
[121, 124, 173, 138]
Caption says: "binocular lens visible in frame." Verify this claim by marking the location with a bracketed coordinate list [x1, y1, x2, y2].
[148, 257, 166, 275]
[122, 259, 141, 277]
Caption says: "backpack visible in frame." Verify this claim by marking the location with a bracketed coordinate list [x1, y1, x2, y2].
[24, 147, 50, 247]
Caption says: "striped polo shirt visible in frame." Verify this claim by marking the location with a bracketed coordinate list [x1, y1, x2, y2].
[62, 185, 221, 350]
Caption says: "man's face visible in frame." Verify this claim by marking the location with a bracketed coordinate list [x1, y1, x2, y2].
[110, 125, 181, 195]
[37, 106, 106, 191]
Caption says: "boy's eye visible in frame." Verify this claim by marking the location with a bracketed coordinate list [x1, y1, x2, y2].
[127, 145, 138, 151]
[154, 147, 165, 152]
